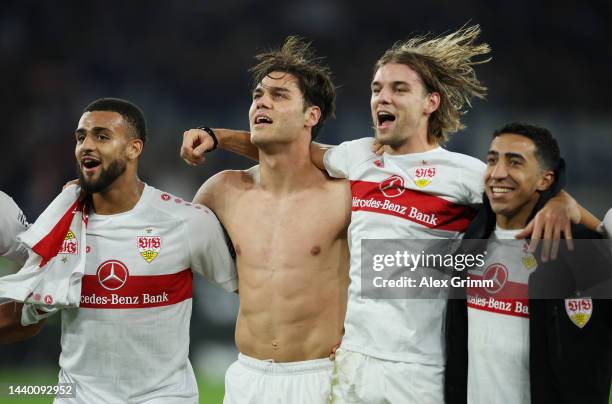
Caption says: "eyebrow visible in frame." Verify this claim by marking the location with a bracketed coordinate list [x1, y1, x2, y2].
[254, 86, 291, 94]
[371, 80, 410, 88]
[75, 127, 111, 135]
[487, 150, 526, 161]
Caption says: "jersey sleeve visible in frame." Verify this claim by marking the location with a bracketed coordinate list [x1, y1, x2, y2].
[323, 138, 376, 179]
[186, 206, 237, 292]
[458, 159, 486, 206]
[323, 141, 351, 179]
[602, 208, 612, 238]
[0, 192, 29, 266]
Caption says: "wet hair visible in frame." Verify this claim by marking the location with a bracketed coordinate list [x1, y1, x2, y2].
[375, 25, 491, 143]
[249, 36, 336, 140]
[83, 98, 147, 144]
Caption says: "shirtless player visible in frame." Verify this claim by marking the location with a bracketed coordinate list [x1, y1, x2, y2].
[192, 37, 350, 403]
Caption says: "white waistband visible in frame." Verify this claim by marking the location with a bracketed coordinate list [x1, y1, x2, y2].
[237, 353, 333, 374]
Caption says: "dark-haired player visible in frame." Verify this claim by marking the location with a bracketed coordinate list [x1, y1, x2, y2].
[0, 98, 237, 404]
[190, 37, 351, 404]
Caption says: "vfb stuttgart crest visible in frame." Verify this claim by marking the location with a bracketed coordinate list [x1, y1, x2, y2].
[59, 230, 78, 255]
[414, 167, 436, 188]
[138, 235, 161, 263]
[565, 298, 593, 328]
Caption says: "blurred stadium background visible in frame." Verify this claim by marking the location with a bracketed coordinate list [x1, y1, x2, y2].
[0, 1, 610, 403]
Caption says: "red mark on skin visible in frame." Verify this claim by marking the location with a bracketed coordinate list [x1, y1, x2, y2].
[234, 244, 241, 255]
[310, 246, 321, 256]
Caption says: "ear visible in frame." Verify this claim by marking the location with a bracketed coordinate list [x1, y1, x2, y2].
[304, 105, 322, 129]
[424, 92, 440, 115]
[536, 170, 555, 192]
[126, 138, 144, 160]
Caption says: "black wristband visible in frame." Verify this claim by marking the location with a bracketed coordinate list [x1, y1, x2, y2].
[198, 126, 218, 152]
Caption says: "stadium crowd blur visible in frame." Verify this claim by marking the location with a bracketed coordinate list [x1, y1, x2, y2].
[1, 0, 611, 384]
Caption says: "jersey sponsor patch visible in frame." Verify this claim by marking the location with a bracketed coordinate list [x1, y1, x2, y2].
[565, 297, 592, 328]
[138, 235, 161, 263]
[379, 175, 405, 198]
[351, 180, 476, 232]
[80, 267, 193, 309]
[59, 230, 78, 255]
[413, 166, 436, 188]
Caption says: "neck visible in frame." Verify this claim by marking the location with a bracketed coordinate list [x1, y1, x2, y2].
[386, 126, 438, 155]
[91, 174, 144, 215]
[495, 195, 540, 230]
[257, 139, 322, 193]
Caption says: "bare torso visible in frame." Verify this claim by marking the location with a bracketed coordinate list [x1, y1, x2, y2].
[199, 166, 350, 362]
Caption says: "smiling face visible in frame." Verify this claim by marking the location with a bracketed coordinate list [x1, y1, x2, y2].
[370, 62, 439, 150]
[485, 133, 555, 228]
[75, 111, 134, 194]
[248, 71, 320, 147]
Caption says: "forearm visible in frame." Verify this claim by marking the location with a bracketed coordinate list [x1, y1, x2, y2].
[310, 142, 333, 171]
[214, 129, 259, 161]
[0, 302, 44, 344]
[578, 204, 601, 232]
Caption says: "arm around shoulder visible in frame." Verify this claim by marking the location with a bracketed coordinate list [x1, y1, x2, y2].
[0, 302, 45, 344]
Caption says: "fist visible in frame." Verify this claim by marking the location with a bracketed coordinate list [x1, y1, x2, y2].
[181, 128, 215, 166]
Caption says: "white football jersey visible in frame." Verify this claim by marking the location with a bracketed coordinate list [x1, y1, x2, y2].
[55, 184, 237, 404]
[324, 137, 484, 364]
[0, 191, 29, 265]
[467, 227, 533, 404]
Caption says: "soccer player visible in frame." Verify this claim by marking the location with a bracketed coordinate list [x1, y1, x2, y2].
[181, 27, 592, 402]
[445, 122, 612, 404]
[191, 38, 351, 404]
[0, 191, 29, 266]
[0, 98, 237, 404]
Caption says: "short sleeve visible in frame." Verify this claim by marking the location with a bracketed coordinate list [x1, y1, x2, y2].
[323, 138, 376, 179]
[186, 205, 237, 292]
[602, 208, 612, 238]
[323, 141, 351, 179]
[0, 191, 29, 265]
[459, 159, 486, 206]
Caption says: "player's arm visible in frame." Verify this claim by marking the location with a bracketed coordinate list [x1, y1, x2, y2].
[0, 302, 45, 344]
[0, 192, 29, 266]
[181, 127, 336, 171]
[517, 191, 601, 261]
[181, 128, 257, 166]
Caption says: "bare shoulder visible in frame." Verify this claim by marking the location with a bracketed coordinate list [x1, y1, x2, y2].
[193, 167, 258, 211]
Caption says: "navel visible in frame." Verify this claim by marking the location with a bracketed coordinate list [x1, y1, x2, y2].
[310, 245, 321, 256]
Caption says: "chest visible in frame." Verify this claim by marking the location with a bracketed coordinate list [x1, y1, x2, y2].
[220, 188, 348, 262]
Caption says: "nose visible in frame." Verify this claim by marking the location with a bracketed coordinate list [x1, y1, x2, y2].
[78, 133, 96, 154]
[255, 93, 272, 109]
[490, 161, 508, 180]
[374, 86, 392, 105]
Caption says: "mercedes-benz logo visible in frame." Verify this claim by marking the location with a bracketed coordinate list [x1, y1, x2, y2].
[379, 175, 405, 198]
[97, 260, 129, 291]
[483, 263, 508, 294]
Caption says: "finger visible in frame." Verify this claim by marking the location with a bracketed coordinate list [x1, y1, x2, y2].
[564, 222, 574, 251]
[193, 142, 211, 157]
[516, 220, 534, 239]
[529, 219, 543, 254]
[541, 218, 554, 262]
[550, 225, 561, 261]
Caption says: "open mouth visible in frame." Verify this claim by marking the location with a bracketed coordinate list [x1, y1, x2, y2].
[253, 114, 273, 126]
[489, 186, 515, 197]
[377, 111, 396, 127]
[81, 156, 101, 174]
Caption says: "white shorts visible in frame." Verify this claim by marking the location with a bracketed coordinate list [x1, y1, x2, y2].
[331, 348, 444, 404]
[223, 353, 333, 404]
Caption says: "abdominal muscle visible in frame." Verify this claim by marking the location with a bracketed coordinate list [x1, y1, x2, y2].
[235, 254, 348, 362]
